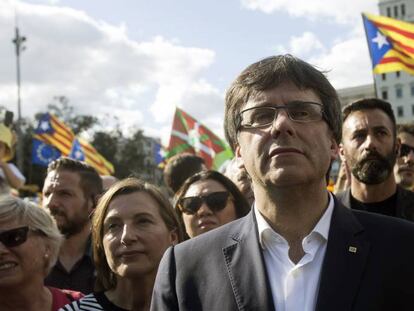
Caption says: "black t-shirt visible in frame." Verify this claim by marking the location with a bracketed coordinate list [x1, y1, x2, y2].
[350, 192, 398, 217]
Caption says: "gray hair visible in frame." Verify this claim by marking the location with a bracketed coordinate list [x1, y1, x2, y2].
[0, 195, 63, 275]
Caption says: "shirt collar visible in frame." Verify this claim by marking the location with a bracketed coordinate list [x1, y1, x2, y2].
[255, 192, 335, 249]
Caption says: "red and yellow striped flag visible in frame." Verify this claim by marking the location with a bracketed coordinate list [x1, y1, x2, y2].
[363, 13, 414, 75]
[35, 113, 114, 175]
[34, 113, 74, 156]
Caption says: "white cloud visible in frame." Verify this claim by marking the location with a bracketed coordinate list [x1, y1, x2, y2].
[273, 31, 325, 58]
[267, 7, 374, 90]
[308, 27, 373, 90]
[241, 0, 378, 23]
[0, 0, 220, 145]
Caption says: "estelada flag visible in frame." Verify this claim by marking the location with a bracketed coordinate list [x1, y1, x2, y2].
[34, 113, 114, 175]
[70, 137, 115, 175]
[166, 107, 233, 170]
[362, 12, 414, 75]
[34, 113, 75, 156]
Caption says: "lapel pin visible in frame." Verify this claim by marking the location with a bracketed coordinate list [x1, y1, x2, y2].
[348, 246, 357, 253]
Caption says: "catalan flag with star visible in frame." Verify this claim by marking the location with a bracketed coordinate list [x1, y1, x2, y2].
[362, 12, 414, 75]
[33, 113, 114, 175]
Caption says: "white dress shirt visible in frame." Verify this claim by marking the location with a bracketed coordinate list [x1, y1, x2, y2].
[254, 192, 334, 311]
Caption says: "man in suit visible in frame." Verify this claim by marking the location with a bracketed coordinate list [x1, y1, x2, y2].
[151, 55, 414, 311]
[337, 99, 414, 221]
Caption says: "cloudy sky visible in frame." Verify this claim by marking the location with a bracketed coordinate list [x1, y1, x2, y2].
[0, 0, 378, 145]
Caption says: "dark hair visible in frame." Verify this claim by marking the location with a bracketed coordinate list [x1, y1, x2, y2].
[342, 98, 396, 134]
[163, 153, 206, 193]
[92, 177, 185, 291]
[397, 123, 414, 136]
[47, 157, 103, 204]
[224, 54, 342, 150]
[174, 170, 250, 239]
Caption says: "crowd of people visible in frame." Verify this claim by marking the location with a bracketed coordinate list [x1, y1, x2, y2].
[1, 54, 414, 310]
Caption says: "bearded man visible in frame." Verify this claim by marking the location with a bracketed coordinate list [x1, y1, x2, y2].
[43, 157, 103, 293]
[338, 98, 414, 220]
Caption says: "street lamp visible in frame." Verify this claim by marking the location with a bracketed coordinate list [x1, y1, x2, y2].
[12, 25, 26, 171]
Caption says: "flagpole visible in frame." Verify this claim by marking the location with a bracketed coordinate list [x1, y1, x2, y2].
[12, 13, 26, 171]
[361, 13, 379, 98]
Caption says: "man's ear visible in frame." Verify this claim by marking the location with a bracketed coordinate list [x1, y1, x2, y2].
[235, 144, 242, 158]
[170, 229, 179, 245]
[329, 138, 339, 161]
[396, 137, 401, 156]
[87, 195, 97, 215]
[338, 142, 346, 161]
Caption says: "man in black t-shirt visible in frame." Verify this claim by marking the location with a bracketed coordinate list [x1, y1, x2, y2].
[337, 98, 414, 221]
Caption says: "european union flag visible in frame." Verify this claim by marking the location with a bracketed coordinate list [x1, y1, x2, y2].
[32, 139, 61, 166]
[69, 138, 85, 161]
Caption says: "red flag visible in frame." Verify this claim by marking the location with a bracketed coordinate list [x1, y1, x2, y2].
[166, 107, 232, 169]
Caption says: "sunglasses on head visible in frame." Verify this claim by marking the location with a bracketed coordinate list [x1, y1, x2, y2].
[400, 144, 414, 157]
[0, 226, 29, 248]
[178, 191, 230, 215]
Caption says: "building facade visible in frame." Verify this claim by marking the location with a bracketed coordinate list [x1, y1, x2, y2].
[337, 84, 376, 108]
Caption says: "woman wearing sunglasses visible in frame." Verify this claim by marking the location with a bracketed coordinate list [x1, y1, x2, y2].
[175, 170, 251, 239]
[60, 178, 184, 311]
[0, 195, 83, 311]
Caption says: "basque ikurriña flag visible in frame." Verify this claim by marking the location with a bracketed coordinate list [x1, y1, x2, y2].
[166, 107, 233, 170]
[362, 12, 414, 75]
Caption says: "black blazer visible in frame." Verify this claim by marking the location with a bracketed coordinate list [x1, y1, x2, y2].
[151, 198, 414, 311]
[336, 186, 414, 221]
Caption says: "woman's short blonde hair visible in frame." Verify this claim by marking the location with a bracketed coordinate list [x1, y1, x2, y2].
[0, 195, 63, 274]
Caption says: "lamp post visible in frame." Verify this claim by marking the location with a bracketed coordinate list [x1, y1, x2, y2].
[12, 25, 26, 171]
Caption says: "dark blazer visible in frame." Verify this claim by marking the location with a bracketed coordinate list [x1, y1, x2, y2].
[336, 186, 414, 221]
[151, 198, 414, 311]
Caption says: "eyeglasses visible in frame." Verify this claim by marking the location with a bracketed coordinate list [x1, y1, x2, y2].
[0, 226, 29, 248]
[178, 191, 230, 215]
[400, 144, 414, 157]
[237, 101, 324, 130]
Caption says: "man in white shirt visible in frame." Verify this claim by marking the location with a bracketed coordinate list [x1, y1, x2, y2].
[151, 55, 414, 311]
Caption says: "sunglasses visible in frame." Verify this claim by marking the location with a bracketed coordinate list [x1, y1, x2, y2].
[178, 191, 230, 215]
[400, 144, 414, 157]
[0, 226, 30, 248]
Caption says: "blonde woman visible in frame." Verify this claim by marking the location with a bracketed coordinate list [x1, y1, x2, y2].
[61, 178, 184, 311]
[0, 196, 83, 311]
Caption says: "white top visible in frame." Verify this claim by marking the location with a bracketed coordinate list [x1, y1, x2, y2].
[0, 163, 25, 183]
[255, 192, 334, 311]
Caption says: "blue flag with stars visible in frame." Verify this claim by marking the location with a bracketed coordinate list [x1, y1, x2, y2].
[32, 139, 61, 166]
[69, 138, 85, 161]
[153, 142, 166, 167]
